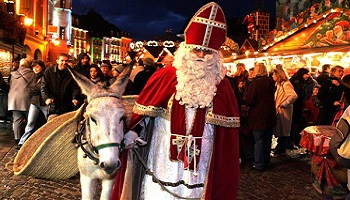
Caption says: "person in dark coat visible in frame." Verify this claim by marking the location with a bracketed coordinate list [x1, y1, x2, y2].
[17, 60, 47, 149]
[289, 68, 317, 148]
[0, 72, 8, 93]
[227, 63, 249, 107]
[316, 65, 345, 125]
[227, 63, 252, 160]
[41, 53, 81, 121]
[100, 62, 112, 83]
[133, 57, 156, 94]
[73, 52, 91, 78]
[244, 63, 276, 171]
[0, 72, 9, 120]
[316, 64, 331, 86]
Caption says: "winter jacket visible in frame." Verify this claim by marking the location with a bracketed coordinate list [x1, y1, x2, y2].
[73, 52, 91, 78]
[244, 76, 276, 131]
[8, 67, 34, 111]
[41, 65, 81, 115]
[274, 81, 298, 137]
[28, 71, 46, 107]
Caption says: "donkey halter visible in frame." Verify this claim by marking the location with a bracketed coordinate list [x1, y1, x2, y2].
[74, 93, 125, 165]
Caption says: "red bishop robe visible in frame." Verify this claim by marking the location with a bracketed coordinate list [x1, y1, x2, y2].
[111, 66, 240, 200]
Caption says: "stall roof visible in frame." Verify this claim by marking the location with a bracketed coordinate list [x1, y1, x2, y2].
[261, 8, 350, 55]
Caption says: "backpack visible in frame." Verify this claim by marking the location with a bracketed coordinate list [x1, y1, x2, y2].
[329, 117, 350, 169]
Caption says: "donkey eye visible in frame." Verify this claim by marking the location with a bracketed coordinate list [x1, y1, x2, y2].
[90, 117, 97, 125]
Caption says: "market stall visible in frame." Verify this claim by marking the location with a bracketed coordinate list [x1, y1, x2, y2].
[228, 8, 350, 77]
[227, 6, 350, 199]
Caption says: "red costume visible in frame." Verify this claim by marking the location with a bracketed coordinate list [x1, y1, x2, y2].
[111, 2, 240, 199]
[112, 66, 240, 200]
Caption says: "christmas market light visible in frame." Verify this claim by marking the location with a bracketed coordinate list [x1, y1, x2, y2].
[24, 17, 33, 27]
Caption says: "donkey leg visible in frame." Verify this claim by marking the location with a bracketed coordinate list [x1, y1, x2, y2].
[100, 178, 116, 200]
[80, 174, 98, 200]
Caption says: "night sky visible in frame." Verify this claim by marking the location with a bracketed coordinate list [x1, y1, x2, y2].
[72, 0, 276, 40]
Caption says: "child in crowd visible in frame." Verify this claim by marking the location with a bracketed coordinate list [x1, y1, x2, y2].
[303, 85, 321, 126]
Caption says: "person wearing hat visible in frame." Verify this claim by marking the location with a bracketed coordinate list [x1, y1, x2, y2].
[74, 52, 91, 78]
[88, 64, 104, 85]
[112, 2, 240, 200]
[100, 62, 112, 83]
[108, 64, 124, 85]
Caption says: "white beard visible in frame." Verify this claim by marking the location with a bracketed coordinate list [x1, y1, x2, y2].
[173, 44, 225, 108]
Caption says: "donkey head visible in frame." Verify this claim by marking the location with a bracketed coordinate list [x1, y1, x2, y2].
[68, 62, 133, 175]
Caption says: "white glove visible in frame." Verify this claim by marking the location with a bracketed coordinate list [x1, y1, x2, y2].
[124, 130, 147, 149]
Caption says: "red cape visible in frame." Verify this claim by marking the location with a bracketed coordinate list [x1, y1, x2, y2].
[112, 67, 240, 200]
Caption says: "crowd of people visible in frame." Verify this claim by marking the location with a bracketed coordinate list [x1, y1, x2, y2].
[0, 51, 166, 150]
[1, 1, 350, 199]
[228, 60, 350, 172]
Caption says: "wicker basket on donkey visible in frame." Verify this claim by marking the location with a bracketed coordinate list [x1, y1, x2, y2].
[13, 95, 138, 180]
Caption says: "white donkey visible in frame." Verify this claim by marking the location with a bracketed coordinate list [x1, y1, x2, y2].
[68, 63, 132, 200]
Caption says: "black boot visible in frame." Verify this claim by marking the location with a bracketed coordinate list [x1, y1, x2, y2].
[274, 136, 287, 154]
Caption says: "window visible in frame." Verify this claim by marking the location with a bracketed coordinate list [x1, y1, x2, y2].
[59, 26, 65, 40]
[35, 0, 43, 27]
[60, 0, 66, 8]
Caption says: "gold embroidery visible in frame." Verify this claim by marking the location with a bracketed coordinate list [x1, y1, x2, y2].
[133, 102, 170, 120]
[133, 96, 240, 128]
[172, 136, 185, 153]
[187, 143, 200, 163]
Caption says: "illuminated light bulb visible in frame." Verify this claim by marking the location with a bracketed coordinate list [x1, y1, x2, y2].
[24, 17, 33, 26]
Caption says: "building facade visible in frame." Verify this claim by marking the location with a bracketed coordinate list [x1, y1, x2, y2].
[19, 0, 49, 61]
[46, 0, 72, 62]
[70, 26, 88, 59]
[251, 10, 270, 41]
[0, 0, 32, 76]
[90, 37, 102, 63]
[99, 34, 131, 63]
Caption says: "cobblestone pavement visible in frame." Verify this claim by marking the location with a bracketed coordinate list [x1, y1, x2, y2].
[0, 121, 341, 200]
[239, 152, 317, 200]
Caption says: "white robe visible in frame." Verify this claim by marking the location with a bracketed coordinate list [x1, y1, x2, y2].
[140, 108, 214, 199]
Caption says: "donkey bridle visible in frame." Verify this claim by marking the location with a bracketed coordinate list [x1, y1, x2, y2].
[74, 93, 125, 165]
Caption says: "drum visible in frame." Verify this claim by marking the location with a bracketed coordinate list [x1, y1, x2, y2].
[300, 126, 348, 199]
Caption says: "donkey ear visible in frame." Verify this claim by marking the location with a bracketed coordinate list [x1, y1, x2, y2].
[109, 61, 134, 94]
[67, 67, 96, 97]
